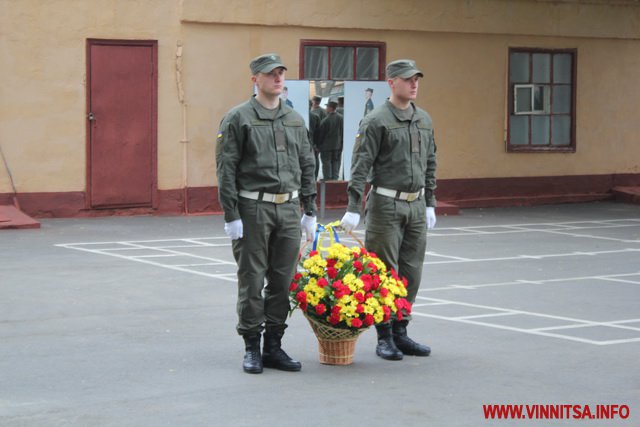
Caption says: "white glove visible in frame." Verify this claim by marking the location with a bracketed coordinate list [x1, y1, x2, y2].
[300, 214, 317, 242]
[340, 212, 361, 232]
[426, 207, 436, 230]
[224, 219, 243, 240]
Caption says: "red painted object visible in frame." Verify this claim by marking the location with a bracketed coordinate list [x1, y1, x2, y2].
[87, 40, 158, 209]
[0, 205, 40, 229]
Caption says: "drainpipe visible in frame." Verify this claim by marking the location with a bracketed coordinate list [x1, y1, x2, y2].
[176, 40, 189, 214]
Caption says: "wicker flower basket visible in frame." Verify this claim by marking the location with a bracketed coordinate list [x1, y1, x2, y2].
[304, 314, 368, 365]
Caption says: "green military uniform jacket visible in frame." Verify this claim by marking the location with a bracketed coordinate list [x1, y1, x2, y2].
[347, 100, 437, 212]
[216, 96, 317, 222]
[315, 111, 344, 152]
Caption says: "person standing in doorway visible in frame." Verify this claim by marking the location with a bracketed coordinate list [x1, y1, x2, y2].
[315, 100, 343, 180]
[341, 59, 437, 361]
[308, 100, 321, 180]
[337, 96, 345, 116]
[310, 95, 326, 121]
[216, 53, 317, 374]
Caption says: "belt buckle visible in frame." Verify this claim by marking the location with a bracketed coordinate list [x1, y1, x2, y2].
[406, 192, 418, 202]
[274, 193, 288, 204]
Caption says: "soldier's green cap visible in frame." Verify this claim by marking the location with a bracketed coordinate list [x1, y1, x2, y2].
[386, 59, 424, 79]
[250, 53, 287, 75]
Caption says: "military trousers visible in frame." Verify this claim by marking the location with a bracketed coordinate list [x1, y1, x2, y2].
[364, 192, 428, 321]
[320, 149, 342, 180]
[232, 196, 301, 335]
[313, 149, 320, 180]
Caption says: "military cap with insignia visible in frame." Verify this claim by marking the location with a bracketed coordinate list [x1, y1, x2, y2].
[250, 53, 287, 75]
[386, 59, 424, 79]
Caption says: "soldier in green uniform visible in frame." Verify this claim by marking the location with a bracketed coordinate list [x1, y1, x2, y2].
[308, 103, 321, 180]
[310, 95, 327, 121]
[340, 59, 437, 361]
[216, 53, 318, 374]
[315, 101, 344, 180]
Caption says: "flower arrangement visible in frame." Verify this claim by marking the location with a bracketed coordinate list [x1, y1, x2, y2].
[289, 242, 412, 331]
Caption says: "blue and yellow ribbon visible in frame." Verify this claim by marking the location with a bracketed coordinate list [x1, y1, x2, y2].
[312, 221, 341, 253]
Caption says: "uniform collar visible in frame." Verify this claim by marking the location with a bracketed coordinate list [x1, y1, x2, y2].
[385, 100, 416, 122]
[250, 96, 291, 120]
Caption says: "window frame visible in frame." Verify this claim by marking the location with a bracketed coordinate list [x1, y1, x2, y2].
[507, 47, 577, 153]
[299, 39, 386, 81]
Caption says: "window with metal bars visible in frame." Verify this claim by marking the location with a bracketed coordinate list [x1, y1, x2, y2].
[507, 48, 577, 152]
[300, 40, 386, 81]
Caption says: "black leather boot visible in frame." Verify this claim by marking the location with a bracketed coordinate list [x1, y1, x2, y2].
[392, 320, 431, 356]
[375, 323, 403, 360]
[242, 333, 263, 374]
[262, 329, 302, 372]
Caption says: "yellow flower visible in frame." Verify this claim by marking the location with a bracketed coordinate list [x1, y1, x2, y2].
[291, 241, 413, 330]
[303, 282, 326, 306]
[343, 273, 357, 286]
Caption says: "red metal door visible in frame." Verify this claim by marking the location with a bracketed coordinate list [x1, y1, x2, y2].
[87, 40, 157, 209]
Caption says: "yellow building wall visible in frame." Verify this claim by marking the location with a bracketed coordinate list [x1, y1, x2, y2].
[1, 0, 639, 201]
[183, 26, 640, 184]
[0, 0, 184, 193]
[180, 0, 640, 186]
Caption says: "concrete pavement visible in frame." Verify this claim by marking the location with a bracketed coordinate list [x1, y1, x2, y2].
[1, 202, 639, 426]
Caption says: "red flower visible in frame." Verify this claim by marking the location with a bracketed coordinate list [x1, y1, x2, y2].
[364, 314, 375, 326]
[341, 284, 351, 297]
[402, 277, 408, 287]
[371, 275, 381, 290]
[367, 262, 377, 272]
[331, 281, 351, 299]
[351, 318, 363, 328]
[390, 268, 399, 280]
[356, 304, 364, 314]
[317, 277, 328, 288]
[289, 282, 298, 292]
[360, 247, 368, 256]
[354, 292, 365, 303]
[382, 305, 391, 322]
[326, 258, 337, 268]
[353, 261, 363, 272]
[329, 312, 341, 325]
[365, 292, 373, 300]
[395, 298, 412, 314]
[315, 304, 326, 315]
[361, 274, 372, 292]
[326, 267, 338, 279]
[295, 291, 307, 304]
[331, 305, 342, 314]
[294, 273, 303, 281]
[380, 287, 389, 298]
[309, 250, 318, 257]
